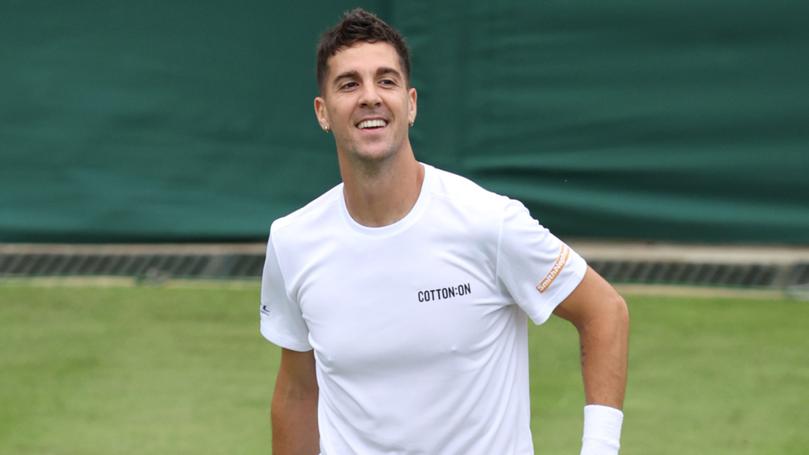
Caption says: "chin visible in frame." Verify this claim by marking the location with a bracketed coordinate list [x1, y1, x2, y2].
[350, 145, 397, 162]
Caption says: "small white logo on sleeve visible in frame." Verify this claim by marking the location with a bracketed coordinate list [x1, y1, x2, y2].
[537, 244, 570, 293]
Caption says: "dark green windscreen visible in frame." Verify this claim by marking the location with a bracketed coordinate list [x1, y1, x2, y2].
[2, 1, 807, 243]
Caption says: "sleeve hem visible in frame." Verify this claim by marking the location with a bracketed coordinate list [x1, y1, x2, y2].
[260, 321, 313, 352]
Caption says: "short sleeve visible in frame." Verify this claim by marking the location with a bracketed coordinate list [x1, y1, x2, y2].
[259, 233, 312, 351]
[496, 200, 587, 325]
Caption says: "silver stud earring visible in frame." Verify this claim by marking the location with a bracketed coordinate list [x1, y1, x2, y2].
[409, 120, 414, 127]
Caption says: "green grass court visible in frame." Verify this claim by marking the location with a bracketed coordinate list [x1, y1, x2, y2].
[1, 283, 807, 454]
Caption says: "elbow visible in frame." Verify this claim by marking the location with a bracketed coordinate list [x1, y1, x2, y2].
[614, 293, 629, 330]
[581, 292, 629, 336]
[605, 292, 630, 338]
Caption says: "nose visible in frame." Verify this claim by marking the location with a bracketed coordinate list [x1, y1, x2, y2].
[359, 83, 382, 108]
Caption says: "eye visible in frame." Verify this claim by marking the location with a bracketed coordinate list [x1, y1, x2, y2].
[339, 81, 358, 91]
[379, 79, 397, 87]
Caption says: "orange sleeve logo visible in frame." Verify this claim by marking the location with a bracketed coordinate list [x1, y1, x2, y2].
[537, 244, 570, 293]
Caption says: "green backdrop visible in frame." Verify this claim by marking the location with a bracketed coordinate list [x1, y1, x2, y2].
[2, 1, 807, 243]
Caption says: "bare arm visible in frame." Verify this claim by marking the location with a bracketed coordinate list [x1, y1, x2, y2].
[271, 348, 319, 455]
[553, 267, 629, 409]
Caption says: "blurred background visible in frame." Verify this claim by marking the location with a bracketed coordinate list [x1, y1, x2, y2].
[1, 1, 808, 454]
[2, 0, 807, 244]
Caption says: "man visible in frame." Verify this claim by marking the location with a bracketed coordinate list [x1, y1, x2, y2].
[260, 9, 628, 455]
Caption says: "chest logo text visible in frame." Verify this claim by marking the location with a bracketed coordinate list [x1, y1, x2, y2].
[417, 283, 472, 302]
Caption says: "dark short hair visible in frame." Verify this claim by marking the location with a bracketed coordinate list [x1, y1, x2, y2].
[316, 8, 411, 92]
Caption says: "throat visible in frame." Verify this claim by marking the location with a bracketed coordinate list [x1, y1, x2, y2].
[342, 161, 425, 228]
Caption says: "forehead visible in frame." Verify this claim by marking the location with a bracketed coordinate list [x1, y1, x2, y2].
[326, 41, 403, 79]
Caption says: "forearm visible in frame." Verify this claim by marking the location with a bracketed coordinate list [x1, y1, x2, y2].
[577, 294, 629, 408]
[271, 358, 319, 455]
[575, 294, 628, 454]
[551, 269, 629, 453]
[271, 389, 319, 454]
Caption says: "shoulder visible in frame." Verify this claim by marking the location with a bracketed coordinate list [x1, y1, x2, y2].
[423, 165, 515, 250]
[270, 183, 343, 241]
[426, 165, 510, 214]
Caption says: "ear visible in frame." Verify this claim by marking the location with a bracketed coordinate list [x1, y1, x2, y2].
[408, 87, 417, 126]
[314, 96, 330, 131]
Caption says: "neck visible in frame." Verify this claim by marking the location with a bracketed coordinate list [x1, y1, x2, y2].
[338, 147, 424, 228]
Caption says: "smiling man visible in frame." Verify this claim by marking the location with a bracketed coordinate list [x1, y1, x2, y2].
[260, 9, 629, 455]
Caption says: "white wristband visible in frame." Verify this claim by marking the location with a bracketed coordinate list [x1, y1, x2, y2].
[580, 404, 623, 455]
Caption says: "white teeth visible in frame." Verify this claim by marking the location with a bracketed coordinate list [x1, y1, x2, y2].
[357, 119, 387, 129]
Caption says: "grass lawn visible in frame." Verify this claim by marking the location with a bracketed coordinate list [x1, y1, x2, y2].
[0, 283, 807, 454]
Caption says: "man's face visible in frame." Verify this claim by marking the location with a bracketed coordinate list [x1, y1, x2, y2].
[314, 41, 417, 163]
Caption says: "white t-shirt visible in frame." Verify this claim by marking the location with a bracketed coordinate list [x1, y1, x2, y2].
[260, 163, 586, 454]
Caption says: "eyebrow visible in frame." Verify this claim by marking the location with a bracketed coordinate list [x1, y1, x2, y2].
[331, 67, 403, 87]
[332, 70, 360, 86]
[375, 67, 402, 80]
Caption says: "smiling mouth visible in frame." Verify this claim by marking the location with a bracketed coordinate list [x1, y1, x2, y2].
[356, 119, 388, 130]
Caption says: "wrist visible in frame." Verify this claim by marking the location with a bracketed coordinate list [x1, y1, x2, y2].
[580, 404, 623, 455]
